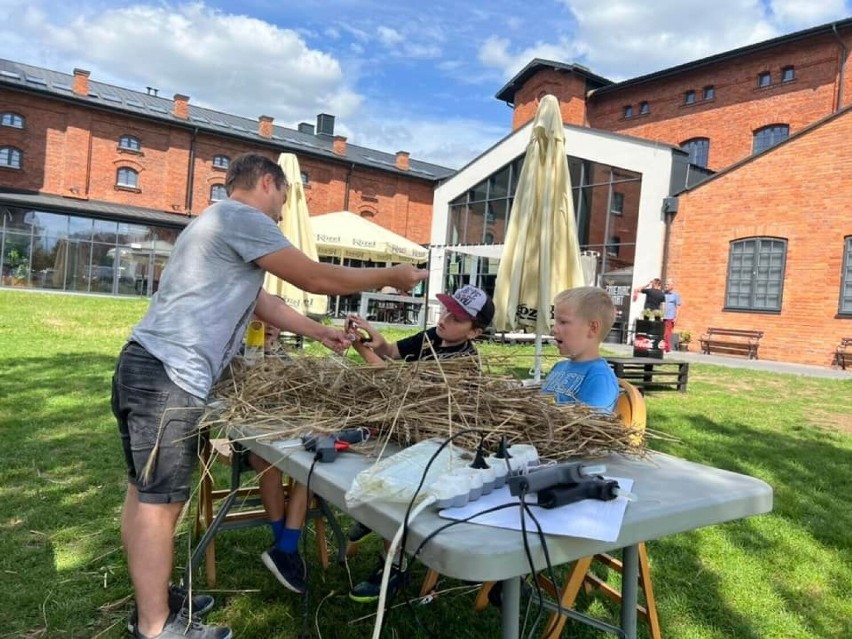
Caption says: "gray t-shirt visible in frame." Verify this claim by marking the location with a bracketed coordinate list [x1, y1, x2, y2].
[131, 199, 291, 398]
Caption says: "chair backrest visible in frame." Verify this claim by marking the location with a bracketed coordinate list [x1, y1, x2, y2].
[614, 379, 646, 443]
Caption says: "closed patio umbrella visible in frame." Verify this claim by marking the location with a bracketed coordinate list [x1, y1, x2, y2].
[493, 94, 585, 380]
[263, 153, 328, 316]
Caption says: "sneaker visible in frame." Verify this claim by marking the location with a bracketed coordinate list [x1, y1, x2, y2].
[349, 560, 406, 603]
[127, 585, 215, 632]
[347, 521, 375, 544]
[261, 546, 306, 594]
[131, 609, 231, 639]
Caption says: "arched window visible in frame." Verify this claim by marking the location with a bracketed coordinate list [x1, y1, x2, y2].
[212, 154, 230, 170]
[210, 184, 227, 202]
[0, 146, 22, 169]
[118, 135, 141, 152]
[680, 137, 710, 168]
[1, 112, 24, 128]
[841, 236, 852, 315]
[725, 237, 787, 311]
[116, 167, 139, 188]
[753, 124, 789, 154]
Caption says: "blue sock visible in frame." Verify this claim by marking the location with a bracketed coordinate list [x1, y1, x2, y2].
[270, 519, 286, 543]
[276, 527, 302, 553]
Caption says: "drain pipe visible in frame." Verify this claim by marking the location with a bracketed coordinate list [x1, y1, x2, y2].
[832, 23, 847, 112]
[343, 162, 355, 210]
[184, 127, 198, 214]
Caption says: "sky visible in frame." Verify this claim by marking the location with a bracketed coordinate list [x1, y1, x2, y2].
[1, 0, 850, 169]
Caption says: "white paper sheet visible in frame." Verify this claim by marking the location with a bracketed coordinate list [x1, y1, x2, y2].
[437, 477, 634, 542]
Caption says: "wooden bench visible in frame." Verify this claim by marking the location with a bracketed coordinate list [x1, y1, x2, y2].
[605, 357, 689, 393]
[699, 327, 764, 360]
[835, 337, 852, 370]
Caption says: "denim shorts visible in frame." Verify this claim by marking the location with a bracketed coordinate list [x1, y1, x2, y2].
[111, 342, 207, 504]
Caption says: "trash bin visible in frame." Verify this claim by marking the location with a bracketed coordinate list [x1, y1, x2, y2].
[633, 319, 665, 359]
[604, 321, 625, 344]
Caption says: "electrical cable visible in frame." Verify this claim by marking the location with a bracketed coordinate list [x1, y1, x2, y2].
[517, 488, 546, 639]
[298, 456, 319, 639]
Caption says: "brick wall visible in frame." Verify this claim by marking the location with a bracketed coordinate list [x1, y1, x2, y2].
[668, 109, 852, 367]
[0, 90, 435, 245]
[588, 33, 850, 170]
[511, 69, 589, 130]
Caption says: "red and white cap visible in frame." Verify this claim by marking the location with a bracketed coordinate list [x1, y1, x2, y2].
[436, 285, 495, 326]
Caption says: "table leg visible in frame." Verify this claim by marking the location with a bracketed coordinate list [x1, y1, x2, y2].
[620, 545, 639, 639]
[501, 576, 521, 639]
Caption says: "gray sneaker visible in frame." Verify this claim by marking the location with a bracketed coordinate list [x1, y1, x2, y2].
[131, 609, 231, 639]
[127, 584, 215, 632]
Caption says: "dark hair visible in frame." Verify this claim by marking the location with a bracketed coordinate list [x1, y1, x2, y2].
[224, 152, 287, 195]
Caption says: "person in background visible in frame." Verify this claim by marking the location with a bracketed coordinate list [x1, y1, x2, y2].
[541, 286, 620, 412]
[632, 278, 665, 311]
[112, 152, 427, 639]
[662, 279, 682, 352]
[344, 284, 495, 603]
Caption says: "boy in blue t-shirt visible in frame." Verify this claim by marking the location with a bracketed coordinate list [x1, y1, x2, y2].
[541, 286, 620, 412]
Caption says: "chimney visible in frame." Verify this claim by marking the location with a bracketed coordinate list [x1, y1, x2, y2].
[298, 122, 315, 135]
[73, 68, 90, 96]
[258, 115, 274, 139]
[333, 135, 347, 156]
[316, 113, 335, 136]
[395, 151, 410, 171]
[173, 94, 190, 119]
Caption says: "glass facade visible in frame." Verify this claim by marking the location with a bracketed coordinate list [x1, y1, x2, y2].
[0, 205, 180, 296]
[443, 155, 642, 297]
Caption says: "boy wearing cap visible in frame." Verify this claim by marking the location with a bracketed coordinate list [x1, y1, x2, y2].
[343, 285, 494, 602]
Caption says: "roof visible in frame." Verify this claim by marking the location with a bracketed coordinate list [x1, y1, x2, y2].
[592, 17, 852, 97]
[0, 58, 455, 182]
[0, 189, 192, 228]
[495, 58, 613, 103]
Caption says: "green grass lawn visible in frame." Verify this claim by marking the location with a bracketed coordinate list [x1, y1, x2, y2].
[1, 289, 851, 638]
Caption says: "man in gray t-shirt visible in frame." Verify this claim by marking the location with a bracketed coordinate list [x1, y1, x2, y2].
[112, 152, 427, 639]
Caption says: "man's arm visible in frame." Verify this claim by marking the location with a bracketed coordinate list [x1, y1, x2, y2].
[254, 290, 349, 352]
[256, 247, 426, 295]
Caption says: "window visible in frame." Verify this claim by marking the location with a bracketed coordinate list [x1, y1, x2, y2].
[1, 112, 24, 128]
[703, 85, 715, 100]
[116, 167, 139, 188]
[210, 184, 227, 202]
[607, 236, 621, 257]
[610, 192, 624, 215]
[680, 137, 710, 168]
[781, 66, 795, 82]
[841, 237, 852, 314]
[753, 124, 789, 154]
[300, 171, 309, 186]
[0, 146, 22, 169]
[622, 105, 633, 118]
[639, 101, 650, 115]
[212, 154, 230, 169]
[725, 238, 787, 311]
[118, 135, 141, 152]
[757, 71, 771, 88]
[684, 90, 696, 105]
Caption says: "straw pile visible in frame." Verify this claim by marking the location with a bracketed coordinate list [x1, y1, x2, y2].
[203, 352, 645, 461]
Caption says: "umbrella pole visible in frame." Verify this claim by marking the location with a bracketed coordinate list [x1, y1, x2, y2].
[534, 333, 543, 382]
[421, 247, 431, 331]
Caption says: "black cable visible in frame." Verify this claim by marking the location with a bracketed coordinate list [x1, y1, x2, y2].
[517, 489, 546, 639]
[298, 456, 319, 639]
[520, 500, 562, 639]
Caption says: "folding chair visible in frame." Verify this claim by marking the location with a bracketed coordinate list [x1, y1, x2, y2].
[189, 437, 347, 587]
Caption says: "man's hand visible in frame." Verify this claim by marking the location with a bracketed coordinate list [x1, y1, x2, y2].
[318, 327, 350, 353]
[388, 264, 428, 293]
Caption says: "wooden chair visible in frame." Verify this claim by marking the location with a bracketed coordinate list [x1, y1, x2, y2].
[473, 380, 661, 639]
[193, 438, 334, 587]
[536, 379, 661, 638]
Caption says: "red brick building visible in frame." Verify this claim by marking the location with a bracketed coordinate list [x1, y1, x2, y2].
[0, 59, 451, 297]
[471, 18, 852, 366]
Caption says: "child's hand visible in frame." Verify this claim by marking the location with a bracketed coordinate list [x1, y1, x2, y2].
[346, 314, 381, 347]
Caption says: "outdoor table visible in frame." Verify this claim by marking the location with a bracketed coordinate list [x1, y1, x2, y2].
[235, 426, 773, 639]
[605, 356, 690, 393]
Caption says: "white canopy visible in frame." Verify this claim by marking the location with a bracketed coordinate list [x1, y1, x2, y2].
[311, 211, 428, 264]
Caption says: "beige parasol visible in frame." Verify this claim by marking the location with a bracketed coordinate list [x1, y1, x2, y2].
[263, 153, 328, 316]
[493, 94, 585, 379]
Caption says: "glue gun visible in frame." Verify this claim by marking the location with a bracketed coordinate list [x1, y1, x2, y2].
[302, 428, 369, 463]
[507, 461, 606, 496]
[535, 477, 622, 509]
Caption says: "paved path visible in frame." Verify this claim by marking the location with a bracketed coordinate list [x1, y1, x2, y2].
[603, 343, 852, 380]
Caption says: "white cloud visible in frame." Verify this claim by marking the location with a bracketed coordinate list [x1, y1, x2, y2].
[769, 0, 849, 28]
[377, 26, 404, 46]
[478, 34, 584, 79]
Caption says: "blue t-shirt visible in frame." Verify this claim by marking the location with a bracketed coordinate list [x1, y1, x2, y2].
[540, 358, 619, 413]
[663, 291, 682, 320]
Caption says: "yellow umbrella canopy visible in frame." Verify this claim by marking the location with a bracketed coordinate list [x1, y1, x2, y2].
[263, 153, 328, 316]
[493, 95, 585, 376]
